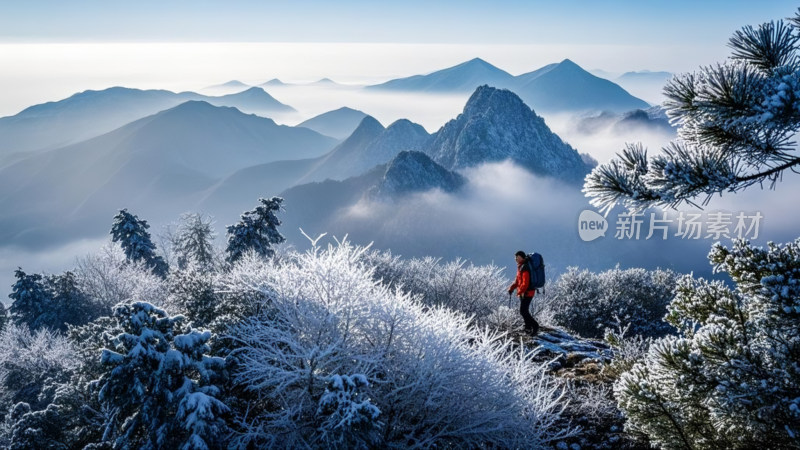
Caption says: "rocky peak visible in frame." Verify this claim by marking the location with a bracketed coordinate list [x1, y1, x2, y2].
[372, 151, 465, 198]
[425, 85, 594, 184]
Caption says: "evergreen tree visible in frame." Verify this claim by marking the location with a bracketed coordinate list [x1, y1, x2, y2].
[8, 269, 100, 332]
[8, 268, 52, 330]
[97, 302, 229, 449]
[46, 271, 100, 331]
[0, 303, 7, 333]
[110, 209, 169, 278]
[615, 239, 800, 449]
[166, 267, 219, 329]
[225, 197, 285, 264]
[173, 213, 217, 272]
[584, 9, 800, 212]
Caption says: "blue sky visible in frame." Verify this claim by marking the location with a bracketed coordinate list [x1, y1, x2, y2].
[2, 1, 797, 45]
[1, 1, 798, 118]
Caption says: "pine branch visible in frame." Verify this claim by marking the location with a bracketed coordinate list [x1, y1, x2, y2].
[728, 20, 799, 72]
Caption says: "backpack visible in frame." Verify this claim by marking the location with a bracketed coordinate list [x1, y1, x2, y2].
[526, 252, 545, 290]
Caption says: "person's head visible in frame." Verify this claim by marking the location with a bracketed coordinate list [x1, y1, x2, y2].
[515, 250, 526, 264]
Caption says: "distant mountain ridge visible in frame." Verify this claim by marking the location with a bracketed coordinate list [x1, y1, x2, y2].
[367, 58, 649, 113]
[0, 101, 336, 247]
[299, 116, 431, 183]
[297, 107, 370, 140]
[368, 58, 515, 92]
[0, 86, 295, 154]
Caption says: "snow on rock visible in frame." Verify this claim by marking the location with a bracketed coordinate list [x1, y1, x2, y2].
[425, 85, 594, 184]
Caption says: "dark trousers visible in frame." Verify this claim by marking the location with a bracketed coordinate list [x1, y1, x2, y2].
[520, 296, 539, 334]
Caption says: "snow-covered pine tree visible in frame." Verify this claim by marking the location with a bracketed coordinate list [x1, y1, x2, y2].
[46, 271, 100, 331]
[316, 373, 382, 447]
[110, 209, 169, 278]
[225, 197, 285, 264]
[615, 238, 800, 449]
[172, 213, 217, 272]
[584, 9, 800, 212]
[96, 302, 229, 449]
[8, 268, 52, 330]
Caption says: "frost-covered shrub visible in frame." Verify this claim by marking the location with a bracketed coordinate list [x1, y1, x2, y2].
[602, 322, 653, 380]
[316, 374, 382, 447]
[75, 243, 168, 311]
[165, 266, 219, 328]
[226, 241, 572, 449]
[0, 306, 7, 333]
[615, 239, 800, 449]
[548, 266, 679, 338]
[0, 324, 77, 416]
[96, 302, 229, 449]
[363, 250, 508, 325]
[214, 250, 279, 330]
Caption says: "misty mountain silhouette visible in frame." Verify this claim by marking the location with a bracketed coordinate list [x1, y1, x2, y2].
[206, 87, 295, 114]
[0, 101, 335, 247]
[205, 85, 596, 222]
[370, 151, 465, 198]
[425, 85, 594, 184]
[204, 80, 251, 90]
[368, 58, 515, 92]
[297, 106, 370, 140]
[200, 114, 432, 219]
[513, 59, 649, 113]
[616, 70, 673, 83]
[0, 86, 295, 155]
[367, 58, 649, 113]
[260, 79, 287, 87]
[279, 150, 463, 234]
[576, 106, 675, 136]
[299, 116, 430, 183]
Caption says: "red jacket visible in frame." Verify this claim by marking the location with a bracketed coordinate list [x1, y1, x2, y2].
[509, 262, 536, 298]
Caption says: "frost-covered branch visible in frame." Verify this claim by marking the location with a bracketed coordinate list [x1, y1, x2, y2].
[585, 11, 800, 212]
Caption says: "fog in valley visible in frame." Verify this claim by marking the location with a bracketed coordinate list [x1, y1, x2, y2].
[1, 64, 797, 301]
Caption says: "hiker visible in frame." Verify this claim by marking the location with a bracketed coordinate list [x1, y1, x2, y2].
[508, 250, 540, 335]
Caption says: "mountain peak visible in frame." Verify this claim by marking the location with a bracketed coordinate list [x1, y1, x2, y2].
[461, 57, 492, 67]
[462, 85, 531, 118]
[373, 151, 465, 198]
[262, 78, 286, 86]
[337, 115, 385, 148]
[368, 57, 513, 92]
[425, 86, 592, 183]
[209, 87, 295, 113]
[227, 86, 271, 97]
[352, 115, 384, 134]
